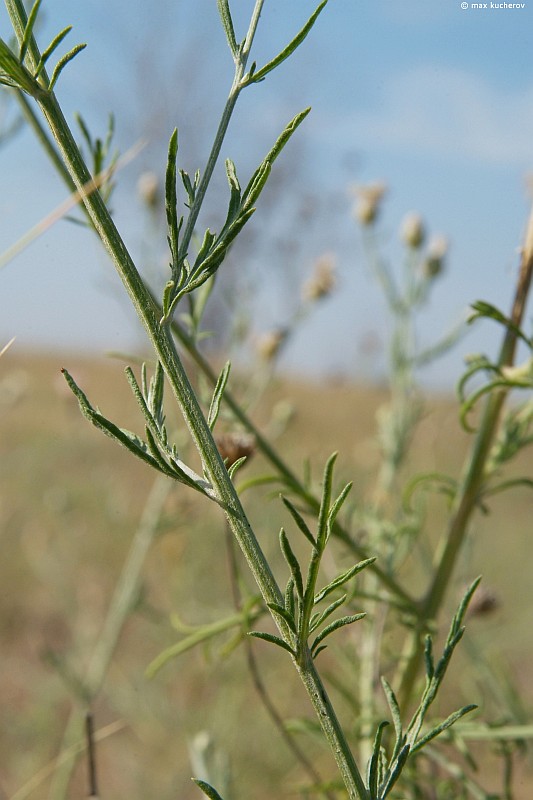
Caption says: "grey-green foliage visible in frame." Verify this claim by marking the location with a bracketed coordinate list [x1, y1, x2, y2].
[2, 0, 533, 798]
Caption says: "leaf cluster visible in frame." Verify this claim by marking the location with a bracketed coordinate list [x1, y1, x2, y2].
[160, 109, 310, 324]
[363, 580, 481, 799]
[0, 0, 85, 97]
[250, 454, 375, 662]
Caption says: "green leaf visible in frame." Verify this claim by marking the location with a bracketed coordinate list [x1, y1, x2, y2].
[49, 42, 86, 92]
[241, 108, 310, 210]
[314, 558, 376, 604]
[309, 594, 346, 633]
[62, 368, 165, 474]
[381, 677, 403, 750]
[248, 630, 295, 656]
[19, 0, 42, 64]
[245, 1, 329, 84]
[147, 361, 165, 427]
[327, 481, 353, 535]
[379, 743, 410, 799]
[368, 720, 389, 799]
[412, 704, 478, 753]
[267, 602, 297, 634]
[193, 778, 226, 800]
[228, 455, 248, 480]
[0, 37, 43, 96]
[424, 634, 434, 680]
[317, 452, 337, 548]
[469, 300, 531, 346]
[279, 528, 304, 599]
[216, 0, 238, 58]
[208, 361, 231, 430]
[281, 495, 316, 546]
[310, 613, 365, 654]
[166, 129, 180, 268]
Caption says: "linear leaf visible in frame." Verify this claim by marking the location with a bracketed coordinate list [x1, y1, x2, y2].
[241, 108, 310, 210]
[267, 602, 297, 634]
[327, 481, 353, 536]
[20, 0, 42, 64]
[248, 630, 295, 656]
[379, 743, 410, 799]
[216, 0, 238, 57]
[279, 528, 304, 599]
[412, 704, 478, 753]
[36, 26, 72, 76]
[246, 1, 328, 84]
[166, 129, 179, 267]
[310, 613, 365, 653]
[368, 720, 389, 799]
[207, 361, 231, 430]
[309, 594, 346, 633]
[281, 495, 316, 545]
[49, 43, 86, 92]
[381, 677, 404, 761]
[317, 452, 337, 548]
[193, 779, 226, 800]
[314, 558, 376, 604]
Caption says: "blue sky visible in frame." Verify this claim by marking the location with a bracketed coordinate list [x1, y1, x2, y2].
[1, 0, 533, 386]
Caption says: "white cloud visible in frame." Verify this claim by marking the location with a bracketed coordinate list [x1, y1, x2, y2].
[313, 64, 533, 167]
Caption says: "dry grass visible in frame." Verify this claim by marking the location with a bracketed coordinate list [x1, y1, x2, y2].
[1, 349, 532, 799]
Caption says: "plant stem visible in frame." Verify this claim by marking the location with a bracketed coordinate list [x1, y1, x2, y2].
[397, 208, 533, 708]
[5, 2, 371, 793]
[177, 0, 265, 262]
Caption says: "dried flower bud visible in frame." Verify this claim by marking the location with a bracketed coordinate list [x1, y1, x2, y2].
[351, 182, 387, 226]
[302, 253, 336, 302]
[256, 329, 287, 361]
[401, 212, 425, 249]
[137, 171, 160, 208]
[423, 235, 448, 278]
[215, 432, 256, 467]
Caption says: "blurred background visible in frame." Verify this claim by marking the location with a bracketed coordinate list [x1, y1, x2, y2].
[1, 2, 533, 799]
[2, 0, 533, 385]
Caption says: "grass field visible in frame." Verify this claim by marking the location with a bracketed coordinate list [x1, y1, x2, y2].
[1, 348, 532, 799]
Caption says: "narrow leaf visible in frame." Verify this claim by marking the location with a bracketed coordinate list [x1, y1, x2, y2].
[310, 613, 365, 653]
[207, 361, 231, 430]
[248, 630, 295, 656]
[309, 594, 346, 633]
[216, 0, 238, 57]
[281, 495, 316, 545]
[49, 43, 86, 91]
[314, 557, 376, 604]
[379, 743, 410, 798]
[193, 778, 226, 800]
[246, 1, 328, 84]
[327, 481, 353, 534]
[279, 529, 304, 599]
[412, 704, 478, 753]
[166, 129, 180, 267]
[228, 455, 248, 480]
[148, 361, 165, 426]
[368, 720, 389, 799]
[317, 452, 337, 548]
[381, 677, 403, 752]
[267, 602, 297, 634]
[20, 0, 42, 64]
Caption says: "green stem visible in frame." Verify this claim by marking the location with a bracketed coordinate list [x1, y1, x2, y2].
[177, 0, 265, 262]
[3, 5, 371, 796]
[397, 220, 533, 708]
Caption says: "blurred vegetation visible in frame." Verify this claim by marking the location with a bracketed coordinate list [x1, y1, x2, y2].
[1, 349, 532, 799]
